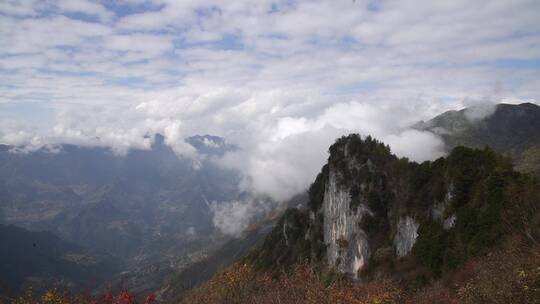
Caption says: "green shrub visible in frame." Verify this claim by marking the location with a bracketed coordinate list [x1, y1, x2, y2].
[413, 220, 448, 275]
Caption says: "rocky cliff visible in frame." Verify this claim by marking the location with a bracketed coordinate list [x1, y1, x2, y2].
[323, 169, 371, 277]
[250, 134, 523, 281]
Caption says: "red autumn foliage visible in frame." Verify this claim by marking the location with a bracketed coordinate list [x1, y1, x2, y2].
[8, 289, 156, 304]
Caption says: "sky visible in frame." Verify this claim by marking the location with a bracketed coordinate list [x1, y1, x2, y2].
[1, 0, 540, 211]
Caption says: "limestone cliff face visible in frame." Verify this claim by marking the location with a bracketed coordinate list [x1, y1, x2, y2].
[323, 170, 371, 277]
[393, 216, 419, 257]
[321, 164, 421, 276]
[316, 135, 454, 276]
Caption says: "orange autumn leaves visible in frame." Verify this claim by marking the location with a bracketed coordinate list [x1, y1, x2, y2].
[181, 240, 540, 304]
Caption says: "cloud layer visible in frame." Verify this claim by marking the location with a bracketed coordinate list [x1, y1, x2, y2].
[1, 1, 540, 217]
[210, 198, 277, 236]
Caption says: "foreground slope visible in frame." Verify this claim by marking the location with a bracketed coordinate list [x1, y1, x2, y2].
[181, 135, 540, 303]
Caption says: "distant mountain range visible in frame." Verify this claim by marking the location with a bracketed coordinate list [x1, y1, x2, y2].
[416, 102, 540, 175]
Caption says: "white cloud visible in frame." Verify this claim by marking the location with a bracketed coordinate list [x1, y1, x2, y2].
[385, 130, 445, 162]
[106, 33, 174, 58]
[56, 0, 115, 22]
[210, 198, 276, 236]
[0, 119, 42, 148]
[0, 1, 38, 17]
[463, 101, 498, 122]
[215, 97, 447, 201]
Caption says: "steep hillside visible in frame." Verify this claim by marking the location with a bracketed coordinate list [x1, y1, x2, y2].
[180, 134, 540, 303]
[416, 102, 540, 175]
[159, 192, 308, 302]
[0, 224, 120, 296]
[159, 223, 272, 302]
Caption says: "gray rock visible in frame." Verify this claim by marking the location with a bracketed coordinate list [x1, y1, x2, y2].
[393, 216, 419, 257]
[323, 169, 372, 278]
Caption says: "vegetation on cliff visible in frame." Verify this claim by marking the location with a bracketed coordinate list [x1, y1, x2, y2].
[179, 134, 540, 304]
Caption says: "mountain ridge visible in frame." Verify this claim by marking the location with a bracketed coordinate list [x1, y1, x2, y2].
[417, 102, 540, 175]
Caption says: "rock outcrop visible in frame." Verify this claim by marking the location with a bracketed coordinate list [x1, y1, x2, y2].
[250, 134, 518, 281]
[393, 216, 419, 257]
[323, 170, 371, 277]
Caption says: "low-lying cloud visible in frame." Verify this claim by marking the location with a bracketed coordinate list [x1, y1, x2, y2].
[216, 98, 447, 203]
[210, 198, 277, 236]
